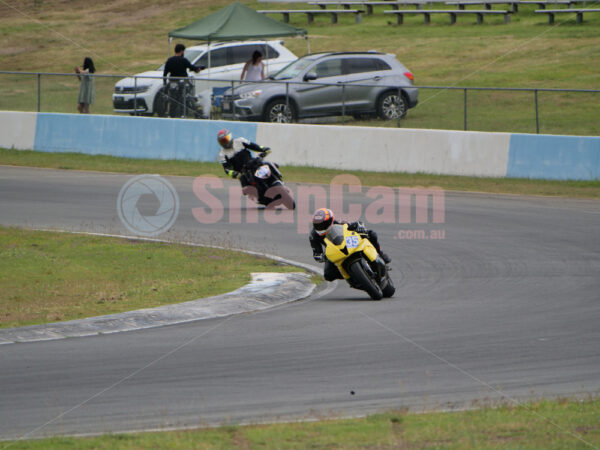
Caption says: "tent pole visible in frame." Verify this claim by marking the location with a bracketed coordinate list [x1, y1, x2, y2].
[207, 41, 211, 76]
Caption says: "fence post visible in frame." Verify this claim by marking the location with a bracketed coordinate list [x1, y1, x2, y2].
[285, 82, 289, 111]
[183, 81, 187, 118]
[341, 83, 346, 125]
[37, 73, 41, 112]
[231, 80, 236, 120]
[397, 87, 402, 128]
[133, 77, 138, 116]
[535, 89, 539, 134]
[464, 88, 468, 131]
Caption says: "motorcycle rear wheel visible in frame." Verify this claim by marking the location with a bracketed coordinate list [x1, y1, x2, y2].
[348, 259, 383, 300]
[278, 185, 295, 210]
[265, 184, 295, 210]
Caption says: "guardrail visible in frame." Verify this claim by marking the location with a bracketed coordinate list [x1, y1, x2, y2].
[0, 71, 598, 136]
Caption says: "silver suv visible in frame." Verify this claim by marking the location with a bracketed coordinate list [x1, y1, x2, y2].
[221, 51, 418, 123]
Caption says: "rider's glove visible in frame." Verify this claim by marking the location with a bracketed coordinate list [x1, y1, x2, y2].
[226, 169, 238, 179]
[355, 221, 366, 234]
[259, 147, 271, 158]
[313, 252, 325, 263]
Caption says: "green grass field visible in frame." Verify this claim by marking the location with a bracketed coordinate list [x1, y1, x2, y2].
[7, 398, 600, 448]
[0, 0, 599, 135]
[0, 226, 301, 328]
[2, 148, 600, 198]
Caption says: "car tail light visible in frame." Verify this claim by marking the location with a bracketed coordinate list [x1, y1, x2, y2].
[404, 71, 414, 81]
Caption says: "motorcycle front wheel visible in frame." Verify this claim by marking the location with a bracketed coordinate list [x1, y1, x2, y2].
[382, 276, 395, 298]
[348, 259, 383, 300]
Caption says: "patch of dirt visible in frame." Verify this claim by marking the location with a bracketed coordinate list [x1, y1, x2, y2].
[89, 1, 172, 27]
[0, 47, 32, 56]
[575, 425, 600, 434]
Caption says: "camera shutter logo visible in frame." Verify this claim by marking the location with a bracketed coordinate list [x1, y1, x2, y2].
[117, 175, 180, 237]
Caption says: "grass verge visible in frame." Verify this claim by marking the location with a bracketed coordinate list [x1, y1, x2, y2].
[2, 148, 599, 198]
[0, 226, 302, 329]
[6, 397, 600, 448]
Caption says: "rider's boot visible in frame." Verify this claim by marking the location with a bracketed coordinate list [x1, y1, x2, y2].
[379, 251, 392, 264]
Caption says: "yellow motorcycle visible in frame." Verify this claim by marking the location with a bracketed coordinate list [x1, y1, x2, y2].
[324, 223, 395, 300]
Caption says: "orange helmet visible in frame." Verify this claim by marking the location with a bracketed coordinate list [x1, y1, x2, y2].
[312, 208, 334, 236]
[217, 129, 232, 148]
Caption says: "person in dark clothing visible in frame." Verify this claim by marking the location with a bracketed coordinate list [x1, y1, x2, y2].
[216, 129, 270, 188]
[75, 57, 95, 114]
[163, 43, 204, 117]
[310, 208, 391, 282]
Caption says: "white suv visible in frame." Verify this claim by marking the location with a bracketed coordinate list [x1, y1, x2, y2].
[112, 40, 298, 118]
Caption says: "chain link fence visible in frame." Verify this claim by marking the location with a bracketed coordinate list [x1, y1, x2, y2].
[1, 71, 598, 136]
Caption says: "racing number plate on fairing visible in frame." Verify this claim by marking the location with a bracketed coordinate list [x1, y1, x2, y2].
[345, 235, 360, 249]
[254, 165, 271, 179]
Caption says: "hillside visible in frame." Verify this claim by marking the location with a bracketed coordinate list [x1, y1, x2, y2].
[1, 0, 599, 134]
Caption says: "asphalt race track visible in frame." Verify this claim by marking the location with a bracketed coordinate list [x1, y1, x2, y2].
[0, 166, 599, 440]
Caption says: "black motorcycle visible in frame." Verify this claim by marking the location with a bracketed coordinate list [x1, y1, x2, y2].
[239, 152, 295, 210]
[156, 79, 202, 119]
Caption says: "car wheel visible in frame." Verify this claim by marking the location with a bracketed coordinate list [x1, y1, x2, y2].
[263, 99, 296, 123]
[377, 91, 407, 120]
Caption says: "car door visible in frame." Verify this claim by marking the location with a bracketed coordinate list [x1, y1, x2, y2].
[294, 57, 345, 116]
[195, 47, 229, 79]
[191, 47, 230, 100]
[342, 57, 390, 111]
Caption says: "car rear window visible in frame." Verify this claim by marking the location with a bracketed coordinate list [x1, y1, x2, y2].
[374, 58, 392, 71]
[230, 44, 281, 65]
[345, 57, 390, 75]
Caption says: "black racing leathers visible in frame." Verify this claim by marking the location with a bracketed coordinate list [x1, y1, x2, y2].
[222, 142, 263, 173]
[219, 138, 267, 187]
[309, 221, 384, 281]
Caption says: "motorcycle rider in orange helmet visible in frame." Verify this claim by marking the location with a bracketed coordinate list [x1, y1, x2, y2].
[310, 208, 391, 281]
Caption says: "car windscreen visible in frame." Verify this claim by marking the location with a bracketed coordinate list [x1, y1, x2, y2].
[272, 58, 314, 80]
[185, 49, 205, 65]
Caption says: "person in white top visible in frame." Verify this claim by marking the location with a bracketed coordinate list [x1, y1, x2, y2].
[241, 50, 265, 82]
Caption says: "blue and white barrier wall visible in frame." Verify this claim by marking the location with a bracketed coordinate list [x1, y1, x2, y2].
[1, 111, 598, 180]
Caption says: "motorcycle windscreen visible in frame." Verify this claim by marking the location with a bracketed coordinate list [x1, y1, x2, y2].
[324, 225, 349, 264]
[326, 224, 345, 245]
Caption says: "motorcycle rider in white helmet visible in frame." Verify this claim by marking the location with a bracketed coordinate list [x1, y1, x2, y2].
[217, 128, 270, 187]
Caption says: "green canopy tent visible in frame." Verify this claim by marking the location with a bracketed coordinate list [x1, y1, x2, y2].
[169, 2, 307, 42]
[168, 2, 309, 68]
